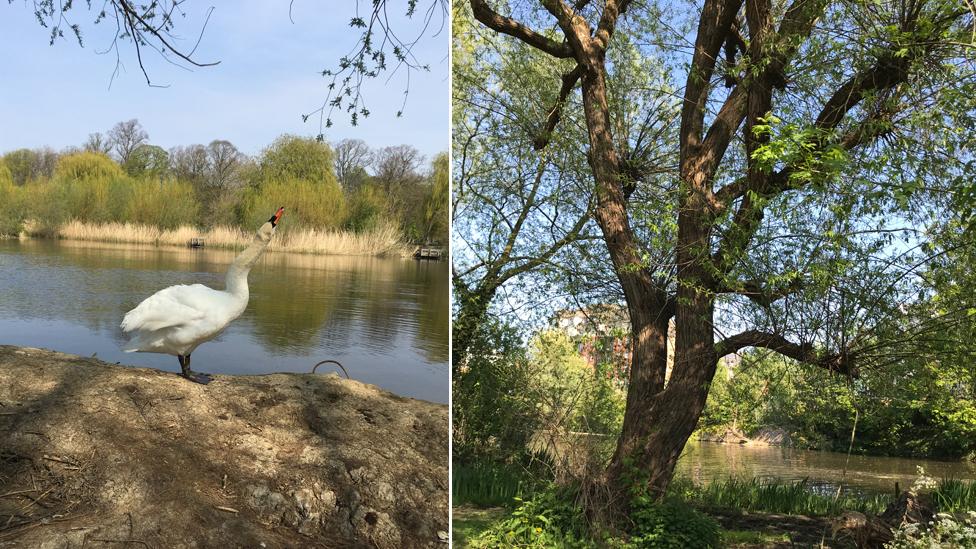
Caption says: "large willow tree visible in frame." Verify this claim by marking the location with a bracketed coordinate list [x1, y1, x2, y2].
[464, 0, 976, 520]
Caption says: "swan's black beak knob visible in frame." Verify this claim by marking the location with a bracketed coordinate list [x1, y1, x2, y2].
[269, 207, 285, 227]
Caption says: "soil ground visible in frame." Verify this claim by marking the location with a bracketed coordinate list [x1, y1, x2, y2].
[0, 345, 448, 548]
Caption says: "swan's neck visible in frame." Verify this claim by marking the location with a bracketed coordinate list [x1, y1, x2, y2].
[225, 235, 270, 298]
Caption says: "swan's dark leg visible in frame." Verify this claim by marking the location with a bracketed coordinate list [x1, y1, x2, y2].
[178, 353, 212, 385]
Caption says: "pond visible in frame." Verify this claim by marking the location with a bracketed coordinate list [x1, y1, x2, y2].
[0, 239, 449, 403]
[676, 440, 976, 496]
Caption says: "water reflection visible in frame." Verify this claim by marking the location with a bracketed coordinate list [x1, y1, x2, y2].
[676, 441, 976, 495]
[0, 239, 448, 402]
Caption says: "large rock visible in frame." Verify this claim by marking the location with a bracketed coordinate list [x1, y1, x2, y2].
[0, 346, 448, 548]
[699, 427, 749, 444]
[749, 427, 792, 447]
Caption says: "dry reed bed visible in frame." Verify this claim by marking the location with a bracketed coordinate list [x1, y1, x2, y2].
[55, 220, 411, 256]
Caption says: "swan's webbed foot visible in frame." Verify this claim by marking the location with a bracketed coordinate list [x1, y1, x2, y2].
[178, 354, 212, 385]
[181, 371, 213, 385]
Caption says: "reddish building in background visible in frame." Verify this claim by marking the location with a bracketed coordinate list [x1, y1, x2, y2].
[553, 304, 738, 388]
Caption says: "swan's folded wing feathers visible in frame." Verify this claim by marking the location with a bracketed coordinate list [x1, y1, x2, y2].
[120, 285, 209, 333]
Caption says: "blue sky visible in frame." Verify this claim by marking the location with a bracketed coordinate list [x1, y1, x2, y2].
[0, 1, 449, 160]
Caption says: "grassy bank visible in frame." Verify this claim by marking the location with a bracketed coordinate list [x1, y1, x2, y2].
[14, 219, 412, 257]
[453, 471, 976, 547]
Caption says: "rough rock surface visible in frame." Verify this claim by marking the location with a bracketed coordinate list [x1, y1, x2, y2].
[749, 427, 792, 447]
[0, 346, 448, 548]
[698, 427, 749, 444]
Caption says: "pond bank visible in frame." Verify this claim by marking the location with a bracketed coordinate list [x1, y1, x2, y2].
[5, 219, 414, 257]
[0, 345, 448, 547]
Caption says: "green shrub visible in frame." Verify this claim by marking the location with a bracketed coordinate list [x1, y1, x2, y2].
[0, 164, 23, 234]
[627, 499, 720, 549]
[54, 152, 123, 181]
[452, 319, 541, 463]
[127, 179, 200, 228]
[259, 135, 336, 183]
[240, 177, 347, 231]
[2, 149, 40, 185]
[123, 144, 169, 178]
[472, 488, 589, 548]
[345, 184, 389, 233]
[57, 177, 113, 224]
[885, 512, 976, 549]
[0, 161, 12, 187]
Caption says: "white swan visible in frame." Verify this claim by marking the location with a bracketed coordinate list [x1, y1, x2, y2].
[120, 207, 285, 384]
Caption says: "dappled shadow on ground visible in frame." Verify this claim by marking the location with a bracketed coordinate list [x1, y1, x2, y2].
[0, 345, 448, 548]
[709, 508, 857, 548]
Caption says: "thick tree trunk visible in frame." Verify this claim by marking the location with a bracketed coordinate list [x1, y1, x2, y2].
[600, 194, 719, 518]
[573, 45, 722, 521]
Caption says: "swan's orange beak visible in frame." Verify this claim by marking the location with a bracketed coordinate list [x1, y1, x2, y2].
[269, 207, 285, 227]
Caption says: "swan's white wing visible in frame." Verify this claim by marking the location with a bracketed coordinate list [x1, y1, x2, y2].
[120, 284, 214, 333]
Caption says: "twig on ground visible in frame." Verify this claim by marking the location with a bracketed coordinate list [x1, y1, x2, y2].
[312, 359, 350, 379]
[41, 455, 80, 467]
[0, 489, 38, 498]
[90, 538, 151, 548]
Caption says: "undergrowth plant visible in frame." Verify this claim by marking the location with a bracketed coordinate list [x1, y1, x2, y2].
[668, 477, 891, 516]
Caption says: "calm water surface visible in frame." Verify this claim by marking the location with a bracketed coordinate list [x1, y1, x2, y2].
[676, 441, 976, 495]
[0, 239, 448, 402]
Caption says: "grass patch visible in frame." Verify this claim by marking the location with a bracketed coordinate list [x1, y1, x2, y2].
[452, 462, 534, 508]
[722, 529, 791, 546]
[934, 479, 976, 513]
[51, 220, 409, 256]
[669, 477, 891, 516]
[452, 505, 505, 548]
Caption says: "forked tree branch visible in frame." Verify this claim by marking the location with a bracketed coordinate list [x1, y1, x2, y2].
[469, 0, 574, 57]
[715, 329, 858, 377]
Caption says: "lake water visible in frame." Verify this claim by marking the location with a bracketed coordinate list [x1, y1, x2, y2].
[0, 239, 449, 403]
[676, 441, 976, 496]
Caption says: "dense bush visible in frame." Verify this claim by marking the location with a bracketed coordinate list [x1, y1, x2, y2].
[423, 152, 449, 243]
[54, 152, 124, 181]
[453, 321, 625, 465]
[470, 488, 590, 548]
[471, 486, 721, 548]
[0, 163, 22, 234]
[528, 330, 625, 437]
[885, 512, 976, 549]
[123, 144, 169, 178]
[126, 179, 200, 228]
[700, 349, 976, 460]
[259, 135, 336, 184]
[453, 319, 539, 464]
[240, 177, 346, 231]
[627, 498, 720, 549]
[345, 184, 389, 233]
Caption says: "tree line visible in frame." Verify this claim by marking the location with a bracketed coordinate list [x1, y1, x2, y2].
[0, 119, 448, 243]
